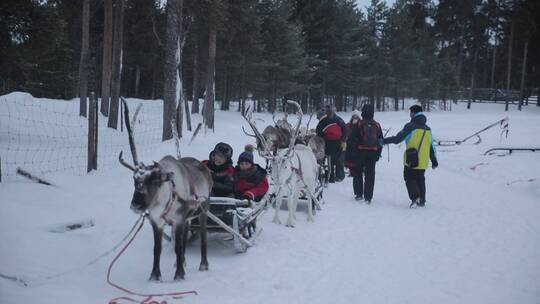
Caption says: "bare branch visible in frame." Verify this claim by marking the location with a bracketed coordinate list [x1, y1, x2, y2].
[151, 15, 163, 47]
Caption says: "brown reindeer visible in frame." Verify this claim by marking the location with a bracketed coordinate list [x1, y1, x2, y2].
[119, 99, 213, 281]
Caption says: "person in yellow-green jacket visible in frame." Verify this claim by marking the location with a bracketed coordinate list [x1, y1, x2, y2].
[382, 105, 438, 208]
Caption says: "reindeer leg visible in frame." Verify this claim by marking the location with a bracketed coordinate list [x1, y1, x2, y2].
[149, 221, 162, 281]
[286, 184, 296, 228]
[199, 202, 209, 271]
[272, 186, 282, 224]
[174, 223, 186, 280]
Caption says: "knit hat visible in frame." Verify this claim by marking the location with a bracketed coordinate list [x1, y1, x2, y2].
[238, 145, 254, 164]
[361, 104, 374, 119]
[409, 104, 423, 114]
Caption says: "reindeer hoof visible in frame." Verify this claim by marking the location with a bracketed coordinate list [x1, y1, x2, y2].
[272, 218, 281, 225]
[174, 272, 185, 281]
[149, 272, 162, 281]
[199, 263, 209, 271]
[285, 222, 295, 228]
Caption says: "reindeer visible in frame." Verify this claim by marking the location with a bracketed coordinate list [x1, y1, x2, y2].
[119, 99, 213, 281]
[243, 100, 320, 227]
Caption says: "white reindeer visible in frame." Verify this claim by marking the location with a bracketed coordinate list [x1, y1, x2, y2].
[243, 100, 321, 227]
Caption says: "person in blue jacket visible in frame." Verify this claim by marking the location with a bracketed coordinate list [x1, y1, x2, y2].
[383, 105, 438, 208]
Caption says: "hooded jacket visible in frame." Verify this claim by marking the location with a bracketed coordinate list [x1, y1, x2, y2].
[383, 113, 438, 170]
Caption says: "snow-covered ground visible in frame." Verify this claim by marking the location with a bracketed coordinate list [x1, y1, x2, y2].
[1, 94, 539, 304]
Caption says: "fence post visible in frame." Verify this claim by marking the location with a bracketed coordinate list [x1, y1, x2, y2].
[87, 92, 98, 172]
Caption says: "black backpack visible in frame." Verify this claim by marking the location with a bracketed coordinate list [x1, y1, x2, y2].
[358, 120, 379, 148]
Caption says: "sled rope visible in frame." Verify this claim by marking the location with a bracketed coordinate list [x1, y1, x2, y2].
[0, 213, 147, 287]
[107, 213, 198, 304]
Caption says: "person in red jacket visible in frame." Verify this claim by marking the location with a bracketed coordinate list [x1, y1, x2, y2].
[234, 146, 269, 201]
[202, 142, 235, 197]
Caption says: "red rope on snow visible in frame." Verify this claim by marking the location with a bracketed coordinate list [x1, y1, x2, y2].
[107, 215, 198, 304]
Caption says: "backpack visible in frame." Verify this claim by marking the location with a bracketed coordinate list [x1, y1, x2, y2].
[358, 120, 379, 149]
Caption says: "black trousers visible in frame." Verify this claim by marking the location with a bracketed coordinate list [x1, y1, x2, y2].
[403, 167, 426, 203]
[326, 140, 344, 182]
[353, 151, 378, 200]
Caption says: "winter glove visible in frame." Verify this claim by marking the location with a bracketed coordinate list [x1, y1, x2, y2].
[243, 191, 255, 201]
[378, 138, 384, 146]
[432, 158, 438, 169]
[341, 142, 347, 151]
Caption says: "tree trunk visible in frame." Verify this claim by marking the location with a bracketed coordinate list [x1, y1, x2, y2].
[79, 0, 90, 117]
[203, 29, 216, 130]
[456, 42, 463, 90]
[468, 47, 478, 109]
[394, 84, 399, 111]
[134, 64, 141, 97]
[506, 20, 514, 91]
[184, 92, 192, 131]
[518, 40, 528, 111]
[100, 0, 113, 116]
[191, 33, 200, 114]
[505, 18, 515, 112]
[221, 67, 229, 110]
[108, 0, 125, 129]
[162, 0, 181, 141]
[490, 43, 497, 89]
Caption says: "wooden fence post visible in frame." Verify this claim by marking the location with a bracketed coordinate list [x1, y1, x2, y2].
[87, 92, 98, 172]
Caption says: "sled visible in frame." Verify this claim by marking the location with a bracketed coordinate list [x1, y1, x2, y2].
[190, 195, 269, 253]
[483, 147, 540, 156]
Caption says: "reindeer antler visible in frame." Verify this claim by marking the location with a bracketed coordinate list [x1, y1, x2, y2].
[120, 98, 139, 168]
[241, 106, 273, 159]
[242, 126, 256, 138]
[119, 151, 136, 171]
[306, 112, 315, 130]
[284, 100, 303, 158]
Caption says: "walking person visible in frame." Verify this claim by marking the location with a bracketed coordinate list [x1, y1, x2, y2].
[383, 105, 438, 208]
[316, 105, 347, 183]
[345, 110, 361, 196]
[350, 104, 383, 203]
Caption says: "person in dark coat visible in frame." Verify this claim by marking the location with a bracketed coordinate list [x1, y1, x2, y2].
[234, 146, 269, 201]
[345, 109, 362, 177]
[316, 105, 347, 183]
[202, 142, 235, 197]
[350, 104, 383, 203]
[383, 105, 438, 208]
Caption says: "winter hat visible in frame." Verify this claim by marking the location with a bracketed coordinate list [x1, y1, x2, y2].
[351, 110, 362, 120]
[409, 104, 423, 114]
[213, 142, 233, 159]
[238, 145, 254, 164]
[361, 104, 374, 119]
[324, 104, 335, 117]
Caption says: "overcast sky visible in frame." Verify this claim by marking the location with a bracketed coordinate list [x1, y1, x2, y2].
[356, 0, 396, 12]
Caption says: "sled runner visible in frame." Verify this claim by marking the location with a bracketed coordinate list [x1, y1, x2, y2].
[484, 147, 540, 156]
[190, 195, 269, 253]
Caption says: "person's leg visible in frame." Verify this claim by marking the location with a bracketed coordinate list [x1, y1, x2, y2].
[363, 154, 377, 202]
[354, 157, 365, 199]
[403, 167, 420, 201]
[329, 153, 336, 183]
[417, 169, 426, 206]
[335, 150, 345, 181]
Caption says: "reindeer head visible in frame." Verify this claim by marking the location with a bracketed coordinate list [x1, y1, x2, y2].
[242, 100, 303, 186]
[123, 160, 173, 213]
